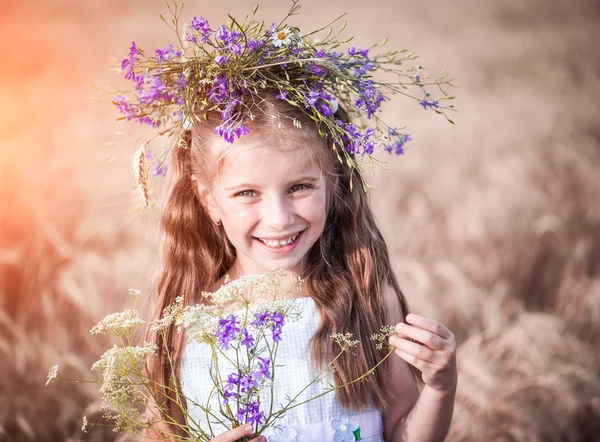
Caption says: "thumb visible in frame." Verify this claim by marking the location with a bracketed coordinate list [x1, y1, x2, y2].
[211, 424, 254, 442]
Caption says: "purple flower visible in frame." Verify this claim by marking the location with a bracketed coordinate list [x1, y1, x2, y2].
[214, 123, 249, 143]
[185, 33, 198, 43]
[276, 90, 289, 101]
[222, 389, 237, 405]
[355, 79, 385, 119]
[254, 356, 271, 380]
[216, 314, 241, 350]
[310, 64, 327, 77]
[247, 39, 265, 52]
[348, 46, 369, 58]
[246, 401, 265, 426]
[336, 120, 376, 156]
[191, 16, 212, 42]
[272, 328, 282, 343]
[214, 54, 227, 66]
[241, 329, 255, 350]
[385, 128, 411, 155]
[152, 161, 167, 176]
[216, 25, 242, 46]
[155, 44, 181, 63]
[129, 41, 141, 58]
[419, 98, 439, 109]
[252, 311, 269, 327]
[306, 86, 337, 117]
[240, 373, 260, 393]
[225, 372, 241, 391]
[271, 312, 284, 328]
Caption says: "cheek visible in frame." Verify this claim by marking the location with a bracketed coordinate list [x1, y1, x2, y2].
[299, 193, 328, 224]
[221, 201, 258, 226]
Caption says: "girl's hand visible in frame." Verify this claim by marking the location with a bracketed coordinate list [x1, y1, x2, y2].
[210, 425, 265, 442]
[389, 313, 457, 395]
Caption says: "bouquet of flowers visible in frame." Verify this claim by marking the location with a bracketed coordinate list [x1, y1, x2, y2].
[46, 269, 397, 441]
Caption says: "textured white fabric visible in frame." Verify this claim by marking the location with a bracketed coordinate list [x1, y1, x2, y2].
[181, 296, 385, 441]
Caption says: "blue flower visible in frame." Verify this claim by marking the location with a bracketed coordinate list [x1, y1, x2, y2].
[269, 425, 298, 442]
[331, 413, 359, 442]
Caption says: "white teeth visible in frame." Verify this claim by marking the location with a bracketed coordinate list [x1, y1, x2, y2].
[259, 232, 300, 248]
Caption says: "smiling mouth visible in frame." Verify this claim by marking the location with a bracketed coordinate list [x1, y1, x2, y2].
[255, 231, 302, 248]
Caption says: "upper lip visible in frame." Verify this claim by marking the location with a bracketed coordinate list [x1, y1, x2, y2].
[254, 231, 303, 240]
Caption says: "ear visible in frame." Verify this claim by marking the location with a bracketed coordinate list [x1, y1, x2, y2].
[191, 174, 221, 224]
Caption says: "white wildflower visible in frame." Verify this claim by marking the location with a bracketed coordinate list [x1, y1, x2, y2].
[151, 296, 185, 332]
[370, 325, 396, 350]
[332, 333, 360, 350]
[91, 309, 145, 337]
[128, 288, 143, 299]
[81, 415, 89, 433]
[178, 304, 221, 343]
[46, 365, 59, 386]
[92, 344, 158, 407]
[271, 27, 293, 47]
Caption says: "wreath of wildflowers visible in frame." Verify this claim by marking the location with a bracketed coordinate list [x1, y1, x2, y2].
[112, 1, 456, 207]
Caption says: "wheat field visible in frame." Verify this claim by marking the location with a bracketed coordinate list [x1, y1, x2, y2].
[1, 0, 599, 440]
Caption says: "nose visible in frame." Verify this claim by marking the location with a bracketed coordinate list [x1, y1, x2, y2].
[263, 194, 295, 230]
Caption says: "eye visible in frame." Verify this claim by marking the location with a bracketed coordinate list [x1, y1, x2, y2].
[235, 189, 257, 198]
[289, 183, 312, 193]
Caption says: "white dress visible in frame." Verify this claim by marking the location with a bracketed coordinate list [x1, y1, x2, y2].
[181, 296, 386, 442]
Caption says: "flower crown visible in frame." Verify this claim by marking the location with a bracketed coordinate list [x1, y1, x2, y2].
[112, 1, 456, 207]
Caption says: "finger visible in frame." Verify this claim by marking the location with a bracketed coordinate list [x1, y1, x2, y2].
[405, 314, 451, 339]
[211, 425, 254, 442]
[395, 323, 445, 350]
[248, 436, 267, 442]
[394, 348, 429, 372]
[389, 335, 438, 365]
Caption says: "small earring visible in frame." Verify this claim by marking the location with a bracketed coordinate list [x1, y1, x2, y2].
[215, 219, 222, 226]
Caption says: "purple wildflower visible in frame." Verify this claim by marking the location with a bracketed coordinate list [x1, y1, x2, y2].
[336, 120, 377, 156]
[419, 98, 440, 109]
[255, 356, 271, 380]
[185, 33, 198, 43]
[276, 90, 289, 101]
[271, 328, 282, 343]
[225, 372, 241, 391]
[241, 329, 255, 350]
[155, 44, 181, 63]
[222, 389, 237, 405]
[246, 401, 264, 426]
[252, 311, 269, 327]
[240, 374, 259, 393]
[214, 54, 227, 66]
[354, 79, 385, 119]
[271, 312, 284, 328]
[216, 25, 242, 46]
[385, 128, 411, 155]
[216, 314, 241, 350]
[190, 16, 212, 43]
[214, 123, 250, 143]
[247, 39, 264, 52]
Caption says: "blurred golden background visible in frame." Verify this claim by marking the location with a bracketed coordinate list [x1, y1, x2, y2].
[1, 0, 599, 440]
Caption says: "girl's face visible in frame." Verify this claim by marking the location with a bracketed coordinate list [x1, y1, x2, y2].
[201, 136, 328, 278]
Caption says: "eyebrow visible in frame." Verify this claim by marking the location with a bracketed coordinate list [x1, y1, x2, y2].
[224, 175, 321, 192]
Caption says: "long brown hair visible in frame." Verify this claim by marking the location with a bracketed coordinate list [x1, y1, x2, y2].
[146, 92, 410, 434]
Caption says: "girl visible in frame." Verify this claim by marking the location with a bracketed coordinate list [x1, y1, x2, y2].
[145, 91, 457, 442]
[121, 5, 458, 441]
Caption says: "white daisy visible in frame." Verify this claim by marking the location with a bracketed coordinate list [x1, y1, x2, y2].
[272, 27, 293, 47]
